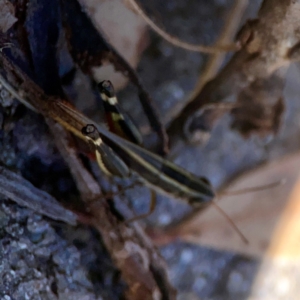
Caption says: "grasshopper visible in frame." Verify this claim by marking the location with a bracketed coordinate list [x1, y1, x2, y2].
[82, 120, 248, 244]
[98, 80, 143, 146]
[96, 81, 214, 203]
[0, 65, 257, 242]
[78, 119, 248, 242]
[55, 100, 214, 207]
[81, 123, 214, 205]
[58, 87, 284, 243]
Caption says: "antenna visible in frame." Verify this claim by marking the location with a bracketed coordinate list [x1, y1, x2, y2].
[221, 179, 285, 196]
[211, 200, 248, 244]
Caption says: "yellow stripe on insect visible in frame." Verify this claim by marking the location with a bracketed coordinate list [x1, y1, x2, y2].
[95, 148, 113, 177]
[86, 135, 113, 176]
[111, 112, 124, 121]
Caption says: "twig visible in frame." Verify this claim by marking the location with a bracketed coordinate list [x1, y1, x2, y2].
[165, 0, 248, 126]
[0, 166, 77, 225]
[168, 0, 299, 146]
[47, 120, 177, 300]
[185, 0, 248, 104]
[0, 51, 176, 298]
[0, 73, 37, 112]
[125, 0, 239, 54]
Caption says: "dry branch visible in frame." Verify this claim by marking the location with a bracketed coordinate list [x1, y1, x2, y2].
[124, 0, 238, 54]
[0, 50, 176, 300]
[48, 121, 176, 300]
[0, 166, 77, 225]
[168, 0, 300, 146]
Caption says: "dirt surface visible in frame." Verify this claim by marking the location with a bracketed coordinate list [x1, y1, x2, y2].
[3, 0, 300, 299]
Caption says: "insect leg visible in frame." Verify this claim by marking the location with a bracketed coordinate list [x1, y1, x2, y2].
[125, 189, 157, 223]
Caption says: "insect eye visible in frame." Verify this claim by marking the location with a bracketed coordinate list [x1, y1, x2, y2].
[82, 124, 96, 135]
[98, 80, 114, 97]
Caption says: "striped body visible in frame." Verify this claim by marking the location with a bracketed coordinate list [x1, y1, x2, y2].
[55, 101, 214, 207]
[81, 123, 214, 207]
[98, 80, 143, 145]
[82, 125, 129, 178]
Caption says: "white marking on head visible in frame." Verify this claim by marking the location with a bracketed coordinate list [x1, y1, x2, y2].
[108, 96, 118, 105]
[95, 137, 102, 146]
[101, 93, 118, 105]
[84, 135, 93, 142]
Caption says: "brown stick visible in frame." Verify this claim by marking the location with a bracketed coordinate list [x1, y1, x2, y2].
[125, 0, 238, 54]
[0, 166, 77, 225]
[0, 49, 176, 298]
[47, 121, 176, 300]
[168, 0, 300, 146]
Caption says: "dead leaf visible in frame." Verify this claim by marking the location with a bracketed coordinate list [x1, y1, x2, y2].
[174, 152, 300, 257]
[0, 0, 18, 33]
[78, 0, 148, 90]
